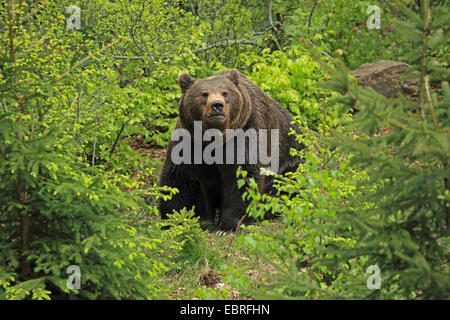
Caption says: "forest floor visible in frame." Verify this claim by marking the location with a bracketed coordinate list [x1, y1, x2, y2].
[158, 219, 283, 300]
[127, 135, 285, 299]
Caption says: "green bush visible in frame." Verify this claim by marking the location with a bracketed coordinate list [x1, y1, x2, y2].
[220, 0, 449, 300]
[0, 0, 190, 300]
[237, 45, 343, 130]
[284, 0, 406, 69]
[224, 118, 371, 299]
[319, 0, 449, 299]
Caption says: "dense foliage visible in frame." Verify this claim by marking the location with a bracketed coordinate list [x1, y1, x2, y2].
[227, 0, 449, 299]
[0, 0, 448, 300]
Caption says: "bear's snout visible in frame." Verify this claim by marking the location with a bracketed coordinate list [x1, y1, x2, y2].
[208, 100, 225, 121]
[211, 100, 224, 112]
[202, 94, 227, 127]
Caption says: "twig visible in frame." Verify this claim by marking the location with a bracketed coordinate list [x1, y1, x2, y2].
[92, 115, 99, 168]
[235, 213, 247, 234]
[307, 0, 319, 35]
[321, 51, 334, 59]
[74, 88, 88, 163]
[424, 76, 438, 129]
[107, 39, 258, 60]
[92, 137, 97, 167]
[267, 0, 282, 50]
[1, 100, 7, 112]
[109, 120, 129, 158]
[226, 213, 247, 251]
[189, 0, 197, 16]
[267, 0, 274, 29]
[418, 0, 429, 120]
[76, 88, 82, 119]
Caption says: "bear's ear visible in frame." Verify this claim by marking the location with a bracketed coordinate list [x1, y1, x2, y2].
[178, 73, 196, 93]
[227, 69, 239, 87]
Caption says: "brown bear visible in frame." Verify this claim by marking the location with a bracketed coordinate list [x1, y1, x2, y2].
[158, 69, 303, 230]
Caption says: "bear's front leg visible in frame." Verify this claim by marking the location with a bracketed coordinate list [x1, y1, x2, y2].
[158, 164, 207, 219]
[218, 166, 264, 230]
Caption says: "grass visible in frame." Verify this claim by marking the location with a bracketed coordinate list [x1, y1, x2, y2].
[134, 141, 301, 300]
[157, 219, 286, 300]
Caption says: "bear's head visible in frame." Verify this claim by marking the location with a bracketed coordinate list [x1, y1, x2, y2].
[177, 70, 252, 134]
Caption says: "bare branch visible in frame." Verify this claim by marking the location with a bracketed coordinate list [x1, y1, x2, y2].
[267, 0, 282, 50]
[308, 0, 319, 35]
[110, 120, 129, 158]
[107, 39, 258, 60]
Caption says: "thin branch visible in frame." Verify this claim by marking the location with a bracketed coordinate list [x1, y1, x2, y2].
[107, 39, 258, 60]
[418, 0, 429, 120]
[267, 0, 282, 50]
[424, 76, 438, 129]
[92, 137, 97, 167]
[308, 0, 319, 35]
[189, 0, 198, 17]
[267, 0, 274, 28]
[76, 88, 82, 119]
[321, 50, 334, 59]
[109, 120, 129, 158]
[92, 115, 99, 168]
[195, 40, 258, 52]
[74, 88, 87, 163]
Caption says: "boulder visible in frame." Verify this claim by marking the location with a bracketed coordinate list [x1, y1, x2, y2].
[350, 60, 419, 98]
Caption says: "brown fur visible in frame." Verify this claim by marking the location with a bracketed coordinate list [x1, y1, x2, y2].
[158, 70, 303, 230]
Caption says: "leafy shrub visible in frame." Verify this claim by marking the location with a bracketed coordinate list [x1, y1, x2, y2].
[225, 117, 372, 299]
[318, 0, 450, 299]
[284, 0, 405, 69]
[237, 45, 342, 130]
[0, 0, 190, 300]
[219, 0, 449, 300]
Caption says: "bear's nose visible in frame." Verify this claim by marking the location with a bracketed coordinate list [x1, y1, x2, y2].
[211, 100, 224, 112]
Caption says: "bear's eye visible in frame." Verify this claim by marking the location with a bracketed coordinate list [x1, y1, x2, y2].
[222, 92, 228, 98]
[202, 92, 209, 98]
